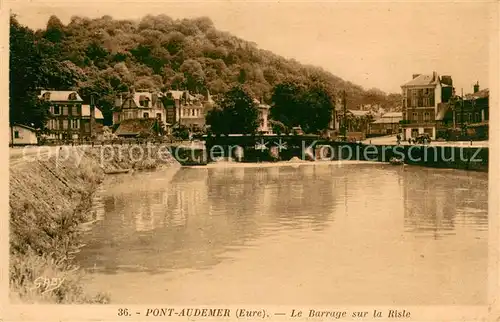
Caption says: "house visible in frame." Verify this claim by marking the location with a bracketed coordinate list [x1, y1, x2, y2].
[459, 83, 489, 125]
[400, 72, 454, 140]
[440, 83, 489, 140]
[163, 90, 209, 131]
[81, 104, 105, 140]
[369, 112, 403, 136]
[113, 91, 168, 131]
[9, 123, 38, 145]
[39, 90, 84, 140]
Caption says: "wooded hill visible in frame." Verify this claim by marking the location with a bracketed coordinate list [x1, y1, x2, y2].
[10, 14, 401, 126]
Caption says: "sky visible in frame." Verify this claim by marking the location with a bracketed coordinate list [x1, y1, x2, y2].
[8, 0, 496, 94]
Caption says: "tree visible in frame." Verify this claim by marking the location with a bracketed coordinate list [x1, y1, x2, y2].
[9, 15, 48, 128]
[270, 81, 304, 129]
[270, 81, 333, 133]
[206, 86, 259, 134]
[179, 59, 205, 92]
[45, 15, 65, 43]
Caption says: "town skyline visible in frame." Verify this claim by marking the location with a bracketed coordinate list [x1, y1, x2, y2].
[10, 0, 493, 94]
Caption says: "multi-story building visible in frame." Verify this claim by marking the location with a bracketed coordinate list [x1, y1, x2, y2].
[163, 90, 212, 132]
[113, 91, 167, 126]
[456, 83, 489, 125]
[40, 90, 84, 140]
[400, 72, 453, 140]
[444, 83, 489, 140]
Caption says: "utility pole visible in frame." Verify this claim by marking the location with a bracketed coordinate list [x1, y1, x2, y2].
[90, 94, 95, 140]
[342, 90, 347, 138]
[460, 88, 464, 133]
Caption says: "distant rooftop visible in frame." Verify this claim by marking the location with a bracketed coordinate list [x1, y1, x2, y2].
[39, 90, 83, 102]
[114, 118, 158, 137]
[402, 73, 440, 87]
[464, 88, 489, 100]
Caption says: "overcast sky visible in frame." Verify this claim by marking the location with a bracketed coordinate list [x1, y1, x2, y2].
[9, 0, 495, 94]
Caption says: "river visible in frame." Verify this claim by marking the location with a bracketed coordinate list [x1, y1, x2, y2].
[77, 162, 488, 305]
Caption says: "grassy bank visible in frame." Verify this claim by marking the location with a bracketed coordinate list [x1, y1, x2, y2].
[9, 145, 180, 303]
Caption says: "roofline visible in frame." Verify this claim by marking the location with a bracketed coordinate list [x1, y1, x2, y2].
[12, 123, 37, 131]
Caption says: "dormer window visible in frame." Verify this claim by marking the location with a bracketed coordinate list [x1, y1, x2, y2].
[68, 93, 77, 100]
[43, 92, 51, 100]
[139, 95, 150, 107]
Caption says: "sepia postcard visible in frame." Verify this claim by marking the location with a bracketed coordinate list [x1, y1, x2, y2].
[1, 0, 499, 321]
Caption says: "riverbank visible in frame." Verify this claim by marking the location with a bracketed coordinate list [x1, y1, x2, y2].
[9, 145, 180, 303]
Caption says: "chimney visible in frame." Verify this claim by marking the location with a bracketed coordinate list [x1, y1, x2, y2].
[90, 94, 96, 139]
[474, 81, 480, 93]
[412, 74, 421, 79]
[441, 75, 453, 86]
[432, 71, 437, 81]
[115, 93, 123, 108]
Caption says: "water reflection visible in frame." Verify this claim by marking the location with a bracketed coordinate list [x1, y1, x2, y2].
[402, 167, 488, 239]
[78, 164, 488, 279]
[78, 165, 348, 274]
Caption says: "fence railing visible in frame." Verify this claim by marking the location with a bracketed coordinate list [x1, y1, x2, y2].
[36, 136, 193, 146]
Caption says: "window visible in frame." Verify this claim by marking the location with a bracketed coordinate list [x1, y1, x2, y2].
[62, 120, 68, 129]
[412, 112, 418, 121]
[14, 131, 19, 138]
[63, 106, 68, 115]
[475, 113, 480, 123]
[53, 106, 60, 115]
[156, 113, 162, 119]
[468, 113, 472, 123]
[410, 99, 417, 108]
[50, 119, 59, 130]
[70, 119, 80, 129]
[72, 106, 78, 115]
[143, 112, 149, 118]
[424, 112, 430, 121]
[84, 123, 90, 132]
[191, 109, 195, 116]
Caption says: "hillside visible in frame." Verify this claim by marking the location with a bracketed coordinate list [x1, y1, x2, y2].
[10, 14, 401, 126]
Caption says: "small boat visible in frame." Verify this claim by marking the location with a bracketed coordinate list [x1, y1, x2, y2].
[389, 157, 404, 165]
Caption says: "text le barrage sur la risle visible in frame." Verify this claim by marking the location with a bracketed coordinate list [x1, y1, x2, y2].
[117, 307, 411, 319]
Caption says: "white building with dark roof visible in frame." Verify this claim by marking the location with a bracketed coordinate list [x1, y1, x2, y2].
[401, 72, 454, 140]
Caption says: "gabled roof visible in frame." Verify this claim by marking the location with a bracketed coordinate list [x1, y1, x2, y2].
[81, 105, 104, 119]
[39, 90, 83, 102]
[12, 123, 37, 131]
[166, 90, 185, 100]
[348, 109, 373, 117]
[114, 118, 158, 137]
[402, 74, 440, 87]
[464, 88, 489, 100]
